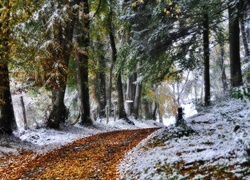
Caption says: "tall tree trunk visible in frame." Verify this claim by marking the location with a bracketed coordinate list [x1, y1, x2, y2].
[203, 13, 210, 106]
[229, 2, 243, 87]
[240, 0, 250, 83]
[47, 1, 76, 129]
[108, 59, 113, 116]
[240, 0, 250, 59]
[109, 22, 133, 124]
[96, 55, 107, 119]
[143, 99, 153, 120]
[152, 102, 158, 121]
[217, 28, 228, 91]
[74, 0, 92, 126]
[125, 76, 134, 116]
[0, 3, 16, 134]
[133, 63, 142, 119]
[0, 64, 16, 134]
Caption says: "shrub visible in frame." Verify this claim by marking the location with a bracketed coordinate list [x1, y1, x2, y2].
[231, 86, 250, 100]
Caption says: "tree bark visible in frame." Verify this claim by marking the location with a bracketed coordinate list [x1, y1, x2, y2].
[133, 69, 142, 119]
[152, 102, 157, 121]
[109, 20, 133, 124]
[203, 12, 210, 106]
[240, 0, 250, 83]
[143, 99, 153, 120]
[125, 76, 134, 116]
[47, 1, 76, 128]
[0, 64, 16, 134]
[229, 2, 243, 87]
[74, 0, 92, 126]
[217, 27, 228, 91]
[108, 59, 113, 116]
[0, 3, 16, 134]
[96, 55, 107, 119]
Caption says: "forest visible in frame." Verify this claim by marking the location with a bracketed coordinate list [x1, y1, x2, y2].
[1, 0, 250, 179]
[0, 0, 249, 133]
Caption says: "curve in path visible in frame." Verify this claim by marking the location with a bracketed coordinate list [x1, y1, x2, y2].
[5, 128, 159, 180]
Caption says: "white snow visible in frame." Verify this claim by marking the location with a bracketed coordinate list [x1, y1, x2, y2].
[1, 95, 250, 179]
[118, 96, 250, 179]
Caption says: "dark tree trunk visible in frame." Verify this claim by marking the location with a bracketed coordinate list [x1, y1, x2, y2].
[0, 64, 16, 134]
[152, 102, 157, 121]
[143, 99, 153, 120]
[47, 1, 76, 129]
[74, 0, 92, 126]
[203, 13, 210, 106]
[133, 73, 142, 119]
[0, 4, 16, 134]
[240, 18, 250, 60]
[47, 89, 68, 129]
[108, 59, 113, 116]
[125, 76, 135, 116]
[240, 0, 250, 83]
[109, 21, 133, 124]
[96, 55, 107, 119]
[217, 28, 228, 91]
[239, 0, 250, 58]
[229, 2, 243, 87]
[108, 23, 124, 119]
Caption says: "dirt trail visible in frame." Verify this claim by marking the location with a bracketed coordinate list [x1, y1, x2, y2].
[0, 128, 159, 180]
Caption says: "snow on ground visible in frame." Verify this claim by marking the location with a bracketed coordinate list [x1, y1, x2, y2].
[1, 93, 250, 179]
[118, 96, 250, 179]
[0, 117, 163, 155]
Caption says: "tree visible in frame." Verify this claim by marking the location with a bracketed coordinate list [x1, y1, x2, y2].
[229, 1, 243, 87]
[74, 0, 93, 126]
[240, 0, 250, 83]
[108, 0, 134, 124]
[45, 1, 77, 128]
[0, 0, 36, 134]
[203, 12, 210, 106]
[90, 0, 110, 119]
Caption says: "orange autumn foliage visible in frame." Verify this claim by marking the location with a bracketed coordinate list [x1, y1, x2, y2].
[0, 128, 159, 179]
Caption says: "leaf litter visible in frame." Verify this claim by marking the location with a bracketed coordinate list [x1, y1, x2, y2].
[0, 128, 159, 179]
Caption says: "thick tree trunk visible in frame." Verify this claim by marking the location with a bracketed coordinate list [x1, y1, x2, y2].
[217, 28, 228, 91]
[143, 99, 153, 120]
[76, 54, 92, 125]
[240, 0, 250, 58]
[47, 88, 68, 129]
[0, 63, 16, 134]
[0, 4, 16, 134]
[47, 1, 76, 128]
[203, 13, 210, 106]
[229, 2, 243, 87]
[240, 1, 250, 84]
[96, 55, 107, 119]
[109, 22, 133, 124]
[74, 0, 92, 126]
[109, 27, 124, 118]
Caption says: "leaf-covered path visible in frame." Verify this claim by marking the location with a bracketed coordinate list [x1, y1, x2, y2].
[0, 128, 159, 180]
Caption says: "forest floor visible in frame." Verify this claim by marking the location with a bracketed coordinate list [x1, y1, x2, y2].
[0, 128, 159, 180]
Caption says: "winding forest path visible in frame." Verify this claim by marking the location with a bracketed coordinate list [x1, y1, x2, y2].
[0, 128, 159, 180]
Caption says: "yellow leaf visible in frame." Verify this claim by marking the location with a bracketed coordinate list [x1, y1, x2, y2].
[176, 9, 181, 14]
